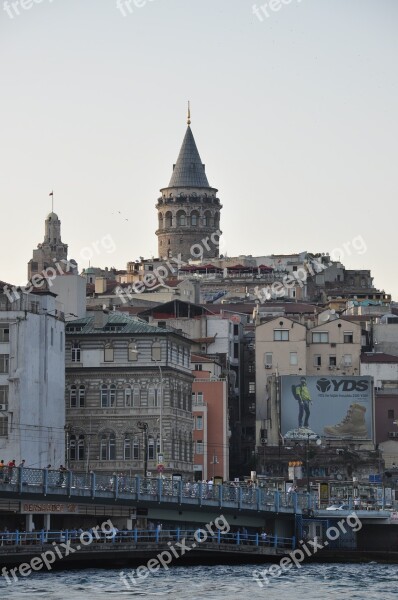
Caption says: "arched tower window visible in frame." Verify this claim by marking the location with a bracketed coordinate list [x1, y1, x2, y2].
[204, 211, 212, 227]
[176, 210, 186, 226]
[165, 211, 173, 228]
[190, 211, 199, 226]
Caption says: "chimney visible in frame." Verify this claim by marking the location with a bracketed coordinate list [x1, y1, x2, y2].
[95, 277, 107, 294]
[87, 306, 109, 329]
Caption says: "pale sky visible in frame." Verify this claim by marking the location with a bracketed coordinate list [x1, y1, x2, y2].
[1, 0, 397, 299]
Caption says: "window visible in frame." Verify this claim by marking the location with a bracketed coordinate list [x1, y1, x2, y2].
[101, 384, 116, 408]
[100, 433, 116, 460]
[0, 326, 9, 343]
[192, 392, 196, 405]
[195, 364, 203, 371]
[128, 343, 138, 361]
[249, 381, 255, 394]
[50, 327, 54, 346]
[70, 385, 77, 408]
[133, 386, 141, 407]
[70, 435, 76, 461]
[109, 384, 116, 406]
[77, 435, 85, 460]
[71, 342, 80, 362]
[133, 437, 140, 460]
[78, 385, 85, 407]
[290, 352, 298, 366]
[60, 331, 63, 352]
[264, 352, 273, 367]
[274, 330, 289, 341]
[197, 392, 203, 404]
[388, 409, 395, 419]
[0, 355, 9, 373]
[101, 385, 108, 408]
[233, 324, 239, 336]
[344, 332, 353, 344]
[196, 416, 203, 430]
[329, 355, 337, 367]
[196, 440, 203, 454]
[233, 343, 239, 359]
[0, 386, 8, 409]
[343, 354, 352, 366]
[148, 437, 155, 460]
[152, 342, 161, 362]
[0, 417, 8, 437]
[312, 332, 329, 343]
[70, 434, 85, 461]
[124, 436, 131, 460]
[248, 363, 255, 373]
[125, 388, 132, 407]
[148, 387, 159, 407]
[104, 346, 114, 362]
[314, 355, 322, 367]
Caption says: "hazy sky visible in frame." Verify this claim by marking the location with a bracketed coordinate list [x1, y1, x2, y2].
[1, 0, 397, 298]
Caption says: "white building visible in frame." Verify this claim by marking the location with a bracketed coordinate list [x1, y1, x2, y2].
[0, 286, 65, 467]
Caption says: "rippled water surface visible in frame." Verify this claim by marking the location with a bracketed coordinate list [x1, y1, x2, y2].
[1, 563, 398, 599]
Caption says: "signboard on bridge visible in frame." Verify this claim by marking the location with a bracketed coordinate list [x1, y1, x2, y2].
[20, 502, 78, 514]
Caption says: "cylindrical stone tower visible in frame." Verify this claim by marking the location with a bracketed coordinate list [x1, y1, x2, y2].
[156, 110, 222, 262]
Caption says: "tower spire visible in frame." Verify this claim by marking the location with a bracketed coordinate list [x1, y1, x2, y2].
[187, 100, 191, 125]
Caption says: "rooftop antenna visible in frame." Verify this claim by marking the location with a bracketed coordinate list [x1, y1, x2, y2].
[187, 100, 191, 125]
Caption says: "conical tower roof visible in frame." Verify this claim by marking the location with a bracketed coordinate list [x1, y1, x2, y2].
[168, 126, 210, 188]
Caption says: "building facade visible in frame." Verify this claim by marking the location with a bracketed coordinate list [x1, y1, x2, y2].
[191, 355, 229, 481]
[0, 287, 65, 467]
[65, 309, 194, 476]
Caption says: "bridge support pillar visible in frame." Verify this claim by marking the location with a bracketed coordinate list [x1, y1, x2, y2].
[25, 514, 34, 532]
[44, 514, 51, 531]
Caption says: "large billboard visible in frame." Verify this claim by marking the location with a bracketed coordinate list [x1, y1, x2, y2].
[280, 376, 373, 441]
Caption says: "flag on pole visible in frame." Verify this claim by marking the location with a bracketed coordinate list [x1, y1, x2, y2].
[49, 191, 53, 196]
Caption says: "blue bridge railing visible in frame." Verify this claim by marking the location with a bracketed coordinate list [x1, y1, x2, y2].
[0, 466, 320, 514]
[0, 528, 295, 551]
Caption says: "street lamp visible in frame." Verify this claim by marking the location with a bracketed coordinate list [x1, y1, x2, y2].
[137, 421, 149, 478]
[211, 452, 219, 479]
[304, 434, 322, 493]
[153, 359, 163, 464]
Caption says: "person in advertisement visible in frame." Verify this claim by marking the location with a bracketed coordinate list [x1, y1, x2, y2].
[292, 377, 312, 430]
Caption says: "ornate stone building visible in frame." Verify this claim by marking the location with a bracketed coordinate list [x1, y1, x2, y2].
[156, 111, 222, 262]
[65, 309, 194, 476]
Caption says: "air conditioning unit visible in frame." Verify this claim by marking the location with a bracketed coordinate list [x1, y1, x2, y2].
[336, 449, 344, 455]
[0, 404, 7, 411]
[265, 365, 272, 369]
[260, 437, 267, 444]
[331, 343, 336, 347]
